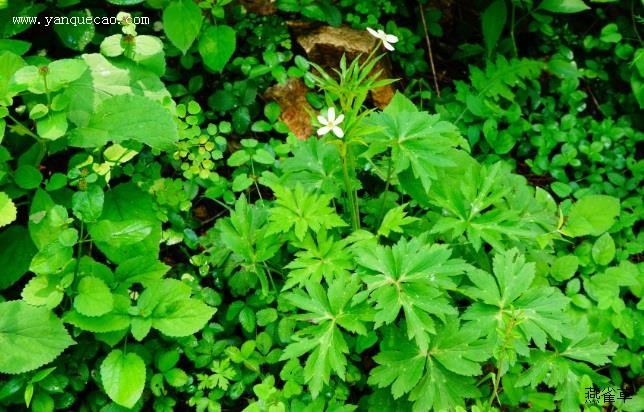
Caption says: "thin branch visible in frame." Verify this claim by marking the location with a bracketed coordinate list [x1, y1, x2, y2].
[418, 0, 441, 97]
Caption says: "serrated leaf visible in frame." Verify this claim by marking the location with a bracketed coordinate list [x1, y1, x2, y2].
[369, 319, 490, 411]
[281, 276, 368, 397]
[462, 248, 570, 350]
[74, 276, 113, 317]
[591, 233, 615, 265]
[377, 204, 418, 237]
[198, 25, 236, 73]
[0, 191, 17, 228]
[0, 301, 75, 374]
[68, 94, 178, 150]
[284, 232, 353, 290]
[267, 183, 346, 240]
[136, 279, 216, 337]
[562, 195, 620, 237]
[100, 349, 145, 408]
[356, 238, 464, 351]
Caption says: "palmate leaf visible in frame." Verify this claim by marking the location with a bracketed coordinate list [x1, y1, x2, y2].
[369, 318, 491, 412]
[355, 237, 470, 351]
[462, 249, 570, 352]
[267, 183, 346, 240]
[429, 158, 557, 251]
[516, 319, 617, 412]
[363, 92, 468, 192]
[283, 231, 354, 291]
[214, 194, 282, 294]
[281, 275, 370, 397]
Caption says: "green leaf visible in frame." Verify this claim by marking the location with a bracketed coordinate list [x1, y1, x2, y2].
[538, 0, 590, 13]
[356, 238, 464, 351]
[21, 275, 64, 309]
[0, 225, 37, 289]
[284, 232, 353, 291]
[281, 276, 369, 397]
[377, 204, 418, 237]
[562, 195, 620, 237]
[14, 164, 42, 189]
[198, 25, 236, 73]
[136, 279, 216, 337]
[64, 54, 172, 128]
[29, 241, 73, 275]
[74, 276, 114, 317]
[369, 319, 490, 411]
[68, 94, 178, 150]
[100, 349, 146, 408]
[267, 184, 346, 240]
[88, 183, 161, 264]
[11, 59, 87, 94]
[0, 191, 17, 228]
[591, 233, 615, 265]
[54, 9, 95, 51]
[482, 0, 507, 57]
[364, 92, 467, 193]
[163, 0, 203, 54]
[462, 248, 570, 350]
[0, 51, 26, 104]
[0, 300, 75, 374]
[64, 295, 130, 333]
[72, 185, 104, 222]
[550, 255, 579, 281]
[114, 256, 169, 290]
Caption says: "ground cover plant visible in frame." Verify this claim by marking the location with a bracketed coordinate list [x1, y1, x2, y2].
[0, 0, 642, 411]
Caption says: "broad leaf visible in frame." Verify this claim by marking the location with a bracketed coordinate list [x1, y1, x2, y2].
[135, 279, 216, 337]
[198, 25, 236, 73]
[68, 94, 178, 150]
[0, 301, 75, 374]
[561, 195, 620, 237]
[0, 225, 37, 289]
[74, 276, 114, 317]
[100, 349, 146, 408]
[88, 183, 161, 264]
[539, 0, 590, 13]
[163, 0, 203, 54]
[0, 191, 16, 228]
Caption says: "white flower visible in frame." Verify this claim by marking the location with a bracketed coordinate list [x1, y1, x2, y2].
[317, 107, 344, 138]
[367, 27, 399, 51]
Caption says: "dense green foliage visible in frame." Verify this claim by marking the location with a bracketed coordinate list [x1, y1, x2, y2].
[0, 0, 642, 411]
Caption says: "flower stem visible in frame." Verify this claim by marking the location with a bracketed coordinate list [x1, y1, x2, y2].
[341, 142, 360, 231]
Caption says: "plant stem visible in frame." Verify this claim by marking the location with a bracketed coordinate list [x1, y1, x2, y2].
[510, 3, 518, 57]
[418, 0, 441, 97]
[6, 113, 41, 140]
[340, 142, 360, 231]
[633, 0, 643, 46]
[377, 155, 393, 224]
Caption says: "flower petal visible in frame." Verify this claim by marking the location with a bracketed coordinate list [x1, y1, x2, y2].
[334, 114, 344, 124]
[317, 115, 328, 125]
[385, 34, 399, 43]
[332, 126, 344, 138]
[317, 126, 331, 136]
[366, 27, 379, 38]
[327, 107, 336, 122]
[383, 41, 395, 51]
